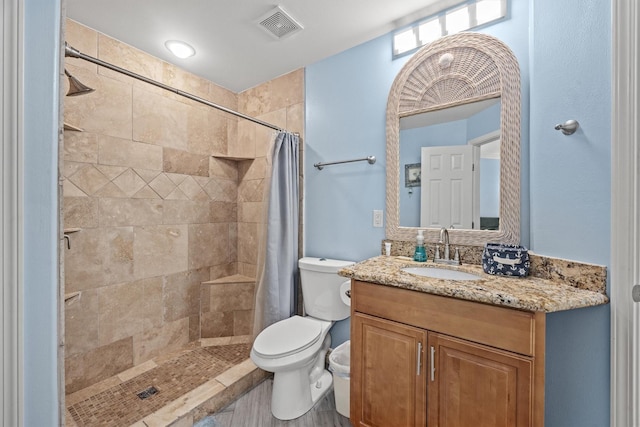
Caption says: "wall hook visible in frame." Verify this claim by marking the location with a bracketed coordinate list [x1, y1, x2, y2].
[554, 119, 579, 135]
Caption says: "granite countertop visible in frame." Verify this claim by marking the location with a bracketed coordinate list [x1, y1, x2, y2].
[339, 256, 609, 313]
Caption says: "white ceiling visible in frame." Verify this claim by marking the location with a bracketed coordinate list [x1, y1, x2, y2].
[65, 0, 458, 93]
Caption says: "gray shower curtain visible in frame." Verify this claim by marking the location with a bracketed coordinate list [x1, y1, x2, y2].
[253, 131, 300, 335]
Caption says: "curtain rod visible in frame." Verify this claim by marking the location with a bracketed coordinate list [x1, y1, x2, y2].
[64, 43, 285, 133]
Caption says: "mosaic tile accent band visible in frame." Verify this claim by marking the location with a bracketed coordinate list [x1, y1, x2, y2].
[65, 165, 238, 202]
[67, 343, 250, 426]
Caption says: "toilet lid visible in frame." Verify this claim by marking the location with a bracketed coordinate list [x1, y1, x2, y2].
[253, 316, 322, 359]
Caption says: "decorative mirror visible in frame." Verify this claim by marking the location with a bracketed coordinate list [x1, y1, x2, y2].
[386, 32, 521, 245]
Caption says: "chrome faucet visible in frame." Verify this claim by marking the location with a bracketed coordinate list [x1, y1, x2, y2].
[439, 228, 450, 260]
[434, 227, 461, 265]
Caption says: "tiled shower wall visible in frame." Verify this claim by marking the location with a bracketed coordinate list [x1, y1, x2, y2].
[62, 19, 304, 393]
[235, 68, 305, 277]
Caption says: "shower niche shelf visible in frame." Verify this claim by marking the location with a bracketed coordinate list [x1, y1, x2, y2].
[211, 154, 255, 161]
[204, 274, 255, 285]
[64, 291, 81, 304]
[63, 122, 84, 132]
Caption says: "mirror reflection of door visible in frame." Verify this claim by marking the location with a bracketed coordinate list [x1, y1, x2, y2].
[420, 145, 476, 229]
[398, 99, 501, 229]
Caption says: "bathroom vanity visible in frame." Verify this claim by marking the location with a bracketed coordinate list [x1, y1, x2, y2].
[340, 256, 608, 427]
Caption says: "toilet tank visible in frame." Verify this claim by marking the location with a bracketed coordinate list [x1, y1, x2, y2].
[298, 257, 355, 321]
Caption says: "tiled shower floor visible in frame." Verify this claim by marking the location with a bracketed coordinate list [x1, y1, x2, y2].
[65, 337, 266, 427]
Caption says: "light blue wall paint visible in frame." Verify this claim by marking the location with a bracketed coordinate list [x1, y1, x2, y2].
[306, 0, 610, 422]
[529, 0, 611, 425]
[545, 305, 610, 427]
[305, 34, 410, 347]
[23, 0, 61, 424]
[480, 159, 500, 217]
[305, 0, 530, 262]
[466, 102, 501, 140]
[530, 0, 611, 264]
[306, 0, 531, 347]
[305, 33, 409, 349]
[305, 33, 409, 263]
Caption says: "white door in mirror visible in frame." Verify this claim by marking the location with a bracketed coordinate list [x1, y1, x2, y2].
[421, 146, 475, 229]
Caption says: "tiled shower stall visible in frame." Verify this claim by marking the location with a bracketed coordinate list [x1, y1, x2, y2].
[62, 18, 304, 396]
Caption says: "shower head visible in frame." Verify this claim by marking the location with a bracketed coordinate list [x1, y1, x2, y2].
[64, 69, 94, 96]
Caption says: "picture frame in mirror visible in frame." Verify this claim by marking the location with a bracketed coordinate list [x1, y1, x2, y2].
[405, 163, 421, 187]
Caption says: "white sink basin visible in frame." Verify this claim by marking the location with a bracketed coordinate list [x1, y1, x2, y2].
[401, 267, 481, 281]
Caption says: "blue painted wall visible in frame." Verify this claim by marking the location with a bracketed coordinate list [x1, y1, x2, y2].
[480, 159, 500, 217]
[546, 305, 610, 427]
[529, 0, 611, 264]
[305, 0, 530, 262]
[530, 0, 611, 425]
[467, 102, 502, 140]
[306, 0, 530, 345]
[23, 0, 61, 424]
[305, 33, 406, 262]
[306, 0, 610, 423]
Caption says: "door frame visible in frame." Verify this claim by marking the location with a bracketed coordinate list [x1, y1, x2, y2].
[469, 129, 501, 230]
[610, 0, 639, 425]
[2, 0, 23, 425]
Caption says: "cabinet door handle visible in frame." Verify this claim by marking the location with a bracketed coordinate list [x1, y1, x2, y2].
[417, 342, 422, 375]
[430, 346, 436, 382]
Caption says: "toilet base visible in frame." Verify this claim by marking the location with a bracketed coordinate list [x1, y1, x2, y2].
[271, 369, 333, 420]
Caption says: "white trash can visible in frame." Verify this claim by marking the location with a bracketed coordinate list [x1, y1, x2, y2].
[329, 340, 350, 418]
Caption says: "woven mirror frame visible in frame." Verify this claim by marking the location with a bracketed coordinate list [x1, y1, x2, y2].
[386, 32, 521, 246]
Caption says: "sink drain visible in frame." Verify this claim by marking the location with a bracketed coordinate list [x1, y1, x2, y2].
[136, 386, 159, 400]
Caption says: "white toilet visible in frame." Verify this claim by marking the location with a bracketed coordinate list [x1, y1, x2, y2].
[250, 257, 354, 420]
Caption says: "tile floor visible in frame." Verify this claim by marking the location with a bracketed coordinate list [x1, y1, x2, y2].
[65, 337, 267, 427]
[200, 378, 352, 427]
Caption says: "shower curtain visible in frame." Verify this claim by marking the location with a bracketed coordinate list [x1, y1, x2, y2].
[253, 131, 300, 335]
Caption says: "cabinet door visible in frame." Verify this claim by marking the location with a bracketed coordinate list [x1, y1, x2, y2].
[428, 332, 533, 427]
[351, 313, 427, 427]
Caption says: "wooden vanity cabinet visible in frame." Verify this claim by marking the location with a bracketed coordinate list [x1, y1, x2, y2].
[351, 313, 427, 427]
[350, 280, 545, 427]
[428, 332, 533, 427]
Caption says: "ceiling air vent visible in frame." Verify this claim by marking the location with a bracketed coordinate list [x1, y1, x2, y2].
[257, 6, 303, 40]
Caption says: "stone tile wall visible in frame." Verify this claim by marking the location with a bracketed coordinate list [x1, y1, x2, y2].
[235, 69, 305, 279]
[62, 19, 303, 394]
[201, 276, 256, 338]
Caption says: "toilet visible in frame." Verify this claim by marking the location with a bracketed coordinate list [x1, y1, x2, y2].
[250, 257, 354, 420]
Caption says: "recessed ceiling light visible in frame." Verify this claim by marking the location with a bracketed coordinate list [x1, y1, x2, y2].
[164, 40, 196, 59]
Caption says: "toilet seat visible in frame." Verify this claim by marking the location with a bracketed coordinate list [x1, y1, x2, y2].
[253, 316, 322, 359]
